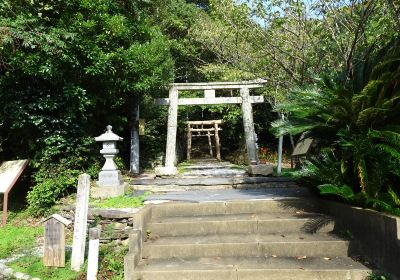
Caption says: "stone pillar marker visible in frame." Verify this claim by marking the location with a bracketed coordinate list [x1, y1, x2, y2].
[155, 87, 178, 176]
[87, 228, 101, 280]
[240, 86, 258, 165]
[92, 125, 127, 198]
[71, 173, 90, 272]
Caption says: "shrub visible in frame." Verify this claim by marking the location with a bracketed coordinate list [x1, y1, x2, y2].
[27, 165, 80, 216]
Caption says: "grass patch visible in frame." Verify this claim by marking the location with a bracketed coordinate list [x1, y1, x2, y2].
[8, 255, 83, 280]
[273, 167, 297, 177]
[90, 191, 150, 209]
[0, 224, 42, 259]
[177, 161, 194, 167]
[97, 244, 128, 280]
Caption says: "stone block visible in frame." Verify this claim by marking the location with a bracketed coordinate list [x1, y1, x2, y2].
[154, 166, 178, 176]
[97, 170, 123, 186]
[247, 164, 274, 176]
[91, 182, 128, 199]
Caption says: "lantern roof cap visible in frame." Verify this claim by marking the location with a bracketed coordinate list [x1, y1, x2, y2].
[95, 125, 123, 142]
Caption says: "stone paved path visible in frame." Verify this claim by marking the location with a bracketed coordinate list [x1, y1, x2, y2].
[145, 187, 311, 203]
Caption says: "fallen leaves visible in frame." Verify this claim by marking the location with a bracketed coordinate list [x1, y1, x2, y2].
[296, 256, 307, 260]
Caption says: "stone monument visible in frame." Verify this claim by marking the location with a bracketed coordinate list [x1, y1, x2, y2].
[91, 125, 127, 198]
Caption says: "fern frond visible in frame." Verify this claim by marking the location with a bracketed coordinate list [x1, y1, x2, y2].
[388, 188, 400, 207]
[318, 184, 355, 201]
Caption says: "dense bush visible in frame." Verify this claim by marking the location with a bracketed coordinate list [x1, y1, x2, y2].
[273, 39, 400, 215]
[0, 0, 174, 214]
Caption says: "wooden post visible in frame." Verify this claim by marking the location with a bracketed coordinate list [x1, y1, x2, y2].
[42, 214, 71, 267]
[240, 86, 258, 164]
[87, 228, 101, 280]
[207, 131, 214, 158]
[187, 123, 192, 161]
[71, 174, 90, 272]
[165, 87, 179, 167]
[2, 192, 8, 226]
[214, 123, 221, 161]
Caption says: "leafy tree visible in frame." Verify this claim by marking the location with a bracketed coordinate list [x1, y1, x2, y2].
[0, 0, 173, 214]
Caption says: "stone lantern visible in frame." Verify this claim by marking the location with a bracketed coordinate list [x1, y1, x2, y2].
[92, 125, 127, 198]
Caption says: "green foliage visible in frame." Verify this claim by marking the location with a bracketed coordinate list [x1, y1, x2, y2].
[90, 191, 150, 209]
[275, 39, 400, 216]
[27, 165, 80, 215]
[0, 0, 174, 213]
[8, 255, 82, 280]
[98, 245, 128, 280]
[0, 225, 42, 258]
[366, 272, 392, 280]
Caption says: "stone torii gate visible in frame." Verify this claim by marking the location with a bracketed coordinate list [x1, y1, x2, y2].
[186, 120, 222, 161]
[155, 80, 267, 176]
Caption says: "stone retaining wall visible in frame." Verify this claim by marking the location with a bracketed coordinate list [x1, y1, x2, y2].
[61, 207, 141, 245]
[322, 201, 400, 279]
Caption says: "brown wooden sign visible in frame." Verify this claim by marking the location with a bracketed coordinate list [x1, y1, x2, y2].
[0, 159, 29, 225]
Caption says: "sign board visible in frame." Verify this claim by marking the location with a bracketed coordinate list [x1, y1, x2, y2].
[292, 137, 313, 156]
[0, 160, 28, 193]
[0, 159, 29, 225]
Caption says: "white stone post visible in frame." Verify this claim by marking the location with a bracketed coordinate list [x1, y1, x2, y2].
[164, 87, 179, 168]
[87, 228, 100, 280]
[240, 86, 258, 165]
[71, 174, 90, 272]
[130, 103, 140, 174]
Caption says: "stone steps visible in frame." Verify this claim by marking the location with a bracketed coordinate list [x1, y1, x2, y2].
[134, 256, 370, 280]
[131, 176, 298, 191]
[149, 213, 334, 236]
[127, 198, 371, 280]
[151, 198, 322, 217]
[143, 233, 351, 259]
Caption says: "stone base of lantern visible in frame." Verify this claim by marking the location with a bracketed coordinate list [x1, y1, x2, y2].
[91, 182, 128, 198]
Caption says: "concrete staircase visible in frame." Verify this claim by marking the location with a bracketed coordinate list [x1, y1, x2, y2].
[129, 198, 371, 280]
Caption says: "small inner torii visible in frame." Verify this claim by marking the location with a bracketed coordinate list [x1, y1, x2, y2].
[154, 80, 267, 176]
[186, 120, 222, 161]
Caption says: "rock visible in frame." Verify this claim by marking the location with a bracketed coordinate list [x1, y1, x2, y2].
[154, 166, 177, 176]
[114, 223, 127, 230]
[247, 164, 274, 176]
[121, 239, 129, 246]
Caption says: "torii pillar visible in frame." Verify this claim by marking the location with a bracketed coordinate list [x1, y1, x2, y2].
[162, 86, 179, 175]
[240, 86, 258, 165]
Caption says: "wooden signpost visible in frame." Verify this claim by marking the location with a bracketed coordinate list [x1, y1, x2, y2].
[71, 173, 90, 272]
[0, 159, 29, 226]
[41, 214, 71, 267]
